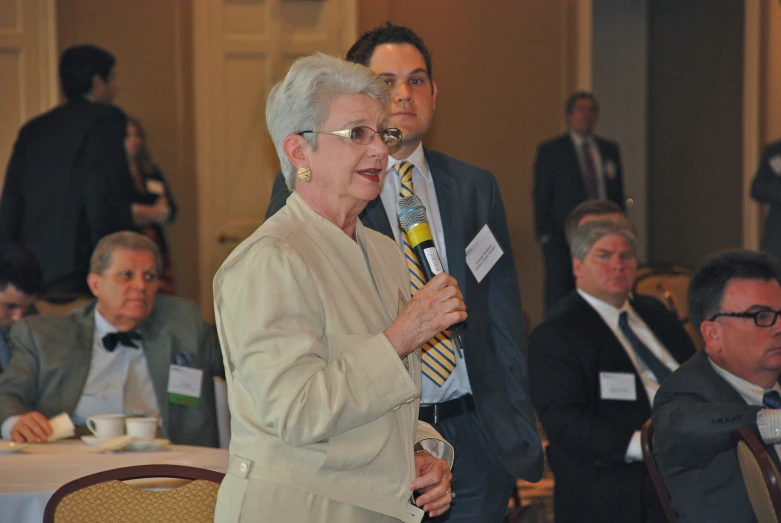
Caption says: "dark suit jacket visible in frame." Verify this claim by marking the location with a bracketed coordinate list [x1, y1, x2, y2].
[652, 350, 777, 523]
[265, 148, 544, 481]
[0, 99, 136, 293]
[751, 140, 781, 260]
[532, 134, 624, 313]
[529, 292, 695, 523]
[0, 295, 224, 447]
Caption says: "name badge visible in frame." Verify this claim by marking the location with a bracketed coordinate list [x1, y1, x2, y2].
[599, 372, 637, 401]
[465, 224, 504, 283]
[168, 364, 204, 406]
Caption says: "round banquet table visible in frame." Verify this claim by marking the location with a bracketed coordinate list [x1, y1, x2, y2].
[0, 439, 228, 523]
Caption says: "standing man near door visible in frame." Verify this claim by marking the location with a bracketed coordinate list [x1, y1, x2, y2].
[265, 22, 542, 523]
[533, 92, 625, 316]
[0, 44, 136, 294]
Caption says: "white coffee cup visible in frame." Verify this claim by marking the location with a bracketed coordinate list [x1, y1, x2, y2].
[86, 414, 126, 439]
[125, 417, 159, 441]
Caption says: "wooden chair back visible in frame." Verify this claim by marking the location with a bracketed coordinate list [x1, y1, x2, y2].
[43, 464, 225, 523]
[734, 427, 781, 523]
[641, 419, 677, 523]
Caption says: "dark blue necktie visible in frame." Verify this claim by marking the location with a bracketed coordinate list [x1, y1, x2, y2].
[0, 331, 10, 370]
[618, 311, 673, 384]
[763, 390, 781, 409]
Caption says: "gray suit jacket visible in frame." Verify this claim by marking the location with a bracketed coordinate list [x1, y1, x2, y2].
[653, 350, 776, 523]
[266, 148, 543, 481]
[0, 295, 223, 447]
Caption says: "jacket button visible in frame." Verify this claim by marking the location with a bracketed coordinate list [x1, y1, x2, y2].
[239, 462, 248, 472]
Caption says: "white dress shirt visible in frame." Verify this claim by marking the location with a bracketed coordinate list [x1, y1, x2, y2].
[709, 359, 781, 460]
[570, 132, 606, 199]
[578, 290, 680, 461]
[380, 143, 472, 403]
[1, 309, 159, 439]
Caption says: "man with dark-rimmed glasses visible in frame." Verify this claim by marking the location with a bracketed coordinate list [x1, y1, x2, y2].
[653, 249, 781, 523]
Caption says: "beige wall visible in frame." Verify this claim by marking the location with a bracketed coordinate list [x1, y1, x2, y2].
[57, 0, 198, 302]
[357, 0, 579, 326]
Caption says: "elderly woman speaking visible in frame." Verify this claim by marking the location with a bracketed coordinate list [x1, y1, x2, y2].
[213, 54, 464, 522]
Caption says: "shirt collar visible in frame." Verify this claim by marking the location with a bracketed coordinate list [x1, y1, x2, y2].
[709, 358, 781, 401]
[386, 142, 430, 181]
[570, 131, 595, 149]
[577, 288, 639, 330]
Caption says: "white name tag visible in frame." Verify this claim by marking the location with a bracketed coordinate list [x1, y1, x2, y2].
[465, 225, 504, 283]
[167, 365, 204, 406]
[599, 372, 637, 401]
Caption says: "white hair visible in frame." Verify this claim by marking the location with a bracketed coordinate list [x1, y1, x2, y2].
[265, 52, 390, 190]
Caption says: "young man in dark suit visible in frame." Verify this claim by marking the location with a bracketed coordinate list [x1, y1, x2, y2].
[533, 92, 625, 316]
[0, 44, 136, 294]
[653, 250, 781, 523]
[529, 217, 695, 523]
[266, 22, 543, 522]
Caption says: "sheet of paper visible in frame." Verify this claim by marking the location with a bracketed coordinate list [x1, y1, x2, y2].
[48, 412, 75, 441]
[465, 225, 504, 283]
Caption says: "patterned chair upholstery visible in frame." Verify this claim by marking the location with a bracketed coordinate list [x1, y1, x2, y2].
[734, 427, 781, 523]
[43, 465, 225, 523]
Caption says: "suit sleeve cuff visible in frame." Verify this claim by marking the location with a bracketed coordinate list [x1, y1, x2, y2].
[1, 415, 20, 440]
[625, 430, 643, 462]
[415, 420, 455, 469]
[757, 410, 781, 443]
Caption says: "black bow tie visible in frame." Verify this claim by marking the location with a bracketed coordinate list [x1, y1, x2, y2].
[102, 331, 142, 351]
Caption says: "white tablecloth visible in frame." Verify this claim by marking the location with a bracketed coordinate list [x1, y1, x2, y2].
[0, 440, 228, 523]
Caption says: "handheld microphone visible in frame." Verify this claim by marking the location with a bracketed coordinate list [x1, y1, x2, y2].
[396, 195, 443, 281]
[397, 195, 464, 354]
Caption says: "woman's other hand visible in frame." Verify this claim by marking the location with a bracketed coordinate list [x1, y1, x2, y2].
[385, 273, 466, 359]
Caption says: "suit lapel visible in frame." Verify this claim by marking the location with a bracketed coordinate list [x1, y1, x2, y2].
[571, 294, 653, 407]
[360, 197, 394, 239]
[425, 149, 467, 288]
[564, 136, 587, 193]
[140, 311, 172, 431]
[61, 305, 98, 413]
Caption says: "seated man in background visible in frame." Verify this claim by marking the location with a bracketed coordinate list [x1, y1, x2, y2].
[0, 243, 43, 373]
[0, 232, 223, 447]
[528, 217, 695, 523]
[653, 250, 781, 523]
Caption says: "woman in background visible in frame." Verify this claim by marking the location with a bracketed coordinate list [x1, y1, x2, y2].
[125, 116, 176, 294]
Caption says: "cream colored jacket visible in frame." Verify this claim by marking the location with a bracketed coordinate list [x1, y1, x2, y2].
[213, 193, 453, 521]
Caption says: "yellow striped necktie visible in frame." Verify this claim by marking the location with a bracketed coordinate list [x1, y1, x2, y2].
[395, 161, 456, 386]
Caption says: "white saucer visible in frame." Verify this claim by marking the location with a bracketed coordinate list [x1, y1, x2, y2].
[0, 441, 29, 454]
[82, 435, 169, 452]
[128, 438, 170, 451]
[81, 435, 117, 447]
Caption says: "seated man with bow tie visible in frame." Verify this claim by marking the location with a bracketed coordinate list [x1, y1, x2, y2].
[0, 231, 223, 446]
[528, 217, 695, 523]
[653, 250, 781, 523]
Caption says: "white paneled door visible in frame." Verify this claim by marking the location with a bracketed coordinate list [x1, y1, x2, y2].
[193, 0, 356, 320]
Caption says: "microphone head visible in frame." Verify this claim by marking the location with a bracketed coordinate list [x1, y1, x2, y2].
[396, 195, 429, 231]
